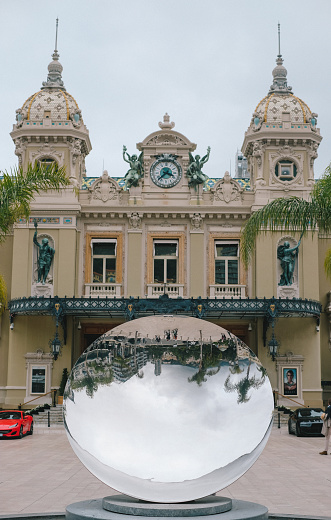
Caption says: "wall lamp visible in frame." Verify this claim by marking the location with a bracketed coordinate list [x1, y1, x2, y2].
[316, 318, 320, 332]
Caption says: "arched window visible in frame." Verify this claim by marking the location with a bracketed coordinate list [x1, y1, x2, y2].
[38, 157, 58, 172]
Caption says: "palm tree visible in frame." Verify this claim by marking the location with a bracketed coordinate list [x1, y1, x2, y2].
[0, 163, 70, 314]
[241, 166, 331, 279]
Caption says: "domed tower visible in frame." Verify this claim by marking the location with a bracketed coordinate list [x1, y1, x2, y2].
[242, 45, 322, 207]
[10, 32, 91, 188]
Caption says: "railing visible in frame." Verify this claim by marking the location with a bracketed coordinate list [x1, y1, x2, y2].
[209, 284, 246, 299]
[146, 284, 184, 298]
[19, 389, 57, 409]
[84, 283, 122, 297]
[8, 295, 322, 319]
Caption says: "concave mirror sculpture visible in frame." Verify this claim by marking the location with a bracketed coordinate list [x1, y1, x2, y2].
[64, 316, 274, 503]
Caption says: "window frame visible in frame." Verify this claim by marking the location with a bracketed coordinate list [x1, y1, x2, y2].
[275, 160, 297, 182]
[146, 233, 185, 287]
[31, 365, 46, 395]
[91, 239, 117, 284]
[153, 239, 179, 284]
[214, 240, 240, 285]
[85, 233, 123, 286]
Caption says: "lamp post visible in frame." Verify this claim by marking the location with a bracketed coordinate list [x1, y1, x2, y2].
[50, 302, 63, 360]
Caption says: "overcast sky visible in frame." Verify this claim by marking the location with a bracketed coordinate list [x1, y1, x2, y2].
[1, 0, 331, 179]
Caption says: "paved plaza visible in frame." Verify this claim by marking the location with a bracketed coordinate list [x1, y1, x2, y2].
[0, 425, 330, 518]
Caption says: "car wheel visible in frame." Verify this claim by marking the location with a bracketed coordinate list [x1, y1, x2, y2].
[288, 422, 292, 435]
[29, 423, 33, 435]
[296, 424, 302, 437]
[18, 426, 23, 439]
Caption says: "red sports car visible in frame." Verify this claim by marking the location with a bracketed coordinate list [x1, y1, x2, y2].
[0, 410, 33, 438]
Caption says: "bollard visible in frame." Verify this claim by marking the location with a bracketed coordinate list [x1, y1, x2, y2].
[48, 410, 50, 428]
[278, 412, 280, 429]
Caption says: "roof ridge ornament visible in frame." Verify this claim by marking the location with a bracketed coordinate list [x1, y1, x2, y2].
[268, 23, 292, 95]
[41, 18, 66, 91]
[158, 113, 175, 130]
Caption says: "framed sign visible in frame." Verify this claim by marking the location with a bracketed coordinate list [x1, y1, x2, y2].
[283, 368, 298, 396]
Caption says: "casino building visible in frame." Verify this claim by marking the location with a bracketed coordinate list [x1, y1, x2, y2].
[0, 42, 330, 410]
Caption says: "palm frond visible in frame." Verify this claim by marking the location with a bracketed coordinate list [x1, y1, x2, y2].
[0, 274, 7, 316]
[0, 163, 69, 241]
[324, 248, 331, 280]
[241, 197, 314, 266]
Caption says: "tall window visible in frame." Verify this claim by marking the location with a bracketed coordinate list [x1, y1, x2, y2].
[153, 240, 178, 284]
[91, 240, 117, 283]
[215, 242, 239, 284]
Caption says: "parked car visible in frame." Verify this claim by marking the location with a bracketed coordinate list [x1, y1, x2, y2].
[0, 410, 33, 438]
[288, 407, 324, 436]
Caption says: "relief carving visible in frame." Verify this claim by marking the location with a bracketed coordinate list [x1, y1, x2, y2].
[212, 172, 243, 203]
[89, 171, 121, 202]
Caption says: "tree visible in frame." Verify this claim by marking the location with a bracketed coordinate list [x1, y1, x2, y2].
[0, 163, 70, 314]
[241, 166, 331, 279]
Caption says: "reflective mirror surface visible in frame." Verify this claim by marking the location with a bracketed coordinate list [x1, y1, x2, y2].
[64, 316, 273, 503]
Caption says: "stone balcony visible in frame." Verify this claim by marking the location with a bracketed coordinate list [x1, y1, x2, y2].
[209, 284, 246, 299]
[84, 283, 122, 298]
[146, 283, 184, 298]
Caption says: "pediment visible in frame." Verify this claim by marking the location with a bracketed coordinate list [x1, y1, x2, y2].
[137, 130, 196, 151]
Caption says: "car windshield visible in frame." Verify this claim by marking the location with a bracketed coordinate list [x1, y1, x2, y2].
[298, 409, 322, 418]
[0, 411, 21, 420]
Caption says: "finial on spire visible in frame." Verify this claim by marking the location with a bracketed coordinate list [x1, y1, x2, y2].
[278, 22, 281, 57]
[158, 113, 175, 130]
[55, 18, 59, 52]
[41, 17, 66, 90]
[268, 23, 292, 94]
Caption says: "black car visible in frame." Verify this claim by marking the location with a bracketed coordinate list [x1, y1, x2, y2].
[288, 407, 324, 436]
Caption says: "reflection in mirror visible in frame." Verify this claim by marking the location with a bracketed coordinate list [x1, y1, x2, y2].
[64, 316, 274, 503]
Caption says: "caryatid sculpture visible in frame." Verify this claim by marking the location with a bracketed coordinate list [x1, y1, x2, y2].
[33, 221, 55, 285]
[186, 146, 211, 190]
[122, 146, 144, 190]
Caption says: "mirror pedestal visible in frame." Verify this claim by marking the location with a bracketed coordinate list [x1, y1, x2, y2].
[66, 495, 268, 520]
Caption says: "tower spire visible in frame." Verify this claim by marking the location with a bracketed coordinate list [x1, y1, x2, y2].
[278, 22, 281, 57]
[41, 18, 66, 90]
[55, 17, 59, 52]
[269, 23, 292, 94]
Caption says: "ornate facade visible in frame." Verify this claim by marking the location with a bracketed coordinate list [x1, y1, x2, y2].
[0, 45, 330, 410]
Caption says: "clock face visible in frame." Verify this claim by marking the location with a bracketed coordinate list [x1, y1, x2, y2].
[150, 157, 182, 188]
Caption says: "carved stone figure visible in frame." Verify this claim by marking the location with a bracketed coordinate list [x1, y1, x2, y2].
[186, 147, 211, 190]
[123, 146, 144, 190]
[277, 237, 302, 286]
[129, 212, 142, 229]
[191, 213, 203, 230]
[33, 221, 55, 284]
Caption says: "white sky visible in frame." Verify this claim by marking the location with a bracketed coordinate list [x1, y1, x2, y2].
[1, 0, 331, 179]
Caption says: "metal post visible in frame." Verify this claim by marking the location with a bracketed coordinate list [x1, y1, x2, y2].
[278, 412, 280, 429]
[48, 410, 50, 428]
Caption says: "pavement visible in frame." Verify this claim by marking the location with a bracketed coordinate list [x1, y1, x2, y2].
[0, 424, 330, 518]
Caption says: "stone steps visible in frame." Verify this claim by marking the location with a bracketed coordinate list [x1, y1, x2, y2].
[272, 409, 291, 427]
[32, 405, 64, 425]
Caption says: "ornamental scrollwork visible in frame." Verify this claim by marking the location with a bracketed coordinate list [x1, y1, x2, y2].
[212, 172, 243, 203]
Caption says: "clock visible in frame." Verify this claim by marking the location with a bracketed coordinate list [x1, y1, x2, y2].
[150, 155, 182, 188]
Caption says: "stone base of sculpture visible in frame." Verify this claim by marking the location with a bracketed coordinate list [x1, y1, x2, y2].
[31, 282, 53, 298]
[277, 284, 298, 299]
[66, 495, 268, 520]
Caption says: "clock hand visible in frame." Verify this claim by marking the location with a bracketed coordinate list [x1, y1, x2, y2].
[160, 169, 174, 178]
